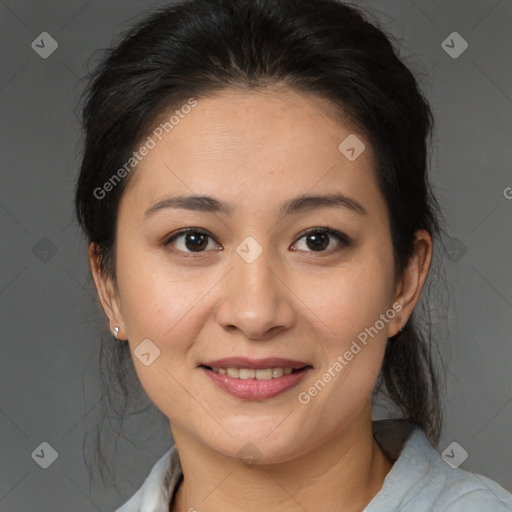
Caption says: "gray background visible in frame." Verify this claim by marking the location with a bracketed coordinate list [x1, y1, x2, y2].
[0, 0, 511, 510]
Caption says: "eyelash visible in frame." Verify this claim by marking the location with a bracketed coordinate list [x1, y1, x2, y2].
[163, 227, 351, 257]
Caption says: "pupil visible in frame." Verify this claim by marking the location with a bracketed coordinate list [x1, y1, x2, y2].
[307, 231, 329, 251]
[186, 232, 208, 251]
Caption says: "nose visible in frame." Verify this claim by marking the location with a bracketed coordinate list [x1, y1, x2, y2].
[215, 241, 296, 340]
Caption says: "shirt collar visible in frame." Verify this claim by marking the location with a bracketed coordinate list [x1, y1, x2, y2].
[125, 419, 425, 511]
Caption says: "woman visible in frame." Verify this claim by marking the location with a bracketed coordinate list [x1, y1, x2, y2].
[74, 0, 512, 510]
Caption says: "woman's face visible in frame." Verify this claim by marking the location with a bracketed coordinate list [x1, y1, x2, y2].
[92, 88, 428, 463]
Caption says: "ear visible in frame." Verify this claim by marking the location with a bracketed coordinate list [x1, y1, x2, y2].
[388, 229, 433, 338]
[88, 242, 127, 340]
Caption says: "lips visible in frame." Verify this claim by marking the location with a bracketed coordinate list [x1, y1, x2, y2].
[201, 366, 312, 400]
[199, 357, 313, 400]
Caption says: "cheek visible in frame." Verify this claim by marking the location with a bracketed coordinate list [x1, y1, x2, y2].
[304, 243, 395, 405]
[312, 253, 394, 340]
[115, 245, 218, 352]
[115, 246, 172, 335]
[302, 268, 393, 410]
[114, 250, 215, 412]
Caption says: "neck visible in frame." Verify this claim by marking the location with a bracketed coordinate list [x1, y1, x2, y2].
[170, 413, 394, 512]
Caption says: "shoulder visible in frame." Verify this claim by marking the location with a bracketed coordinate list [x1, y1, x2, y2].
[366, 420, 512, 511]
[437, 485, 512, 511]
[428, 462, 512, 511]
[417, 434, 512, 511]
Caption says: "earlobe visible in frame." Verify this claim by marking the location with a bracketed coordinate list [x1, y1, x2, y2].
[88, 242, 126, 339]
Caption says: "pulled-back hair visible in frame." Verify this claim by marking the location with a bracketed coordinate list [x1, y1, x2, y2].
[74, 0, 447, 488]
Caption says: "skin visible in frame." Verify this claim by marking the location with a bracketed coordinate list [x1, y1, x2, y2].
[89, 87, 432, 511]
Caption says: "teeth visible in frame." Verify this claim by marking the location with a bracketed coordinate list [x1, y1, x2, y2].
[211, 367, 297, 379]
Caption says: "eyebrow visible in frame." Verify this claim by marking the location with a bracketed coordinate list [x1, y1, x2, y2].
[143, 192, 367, 219]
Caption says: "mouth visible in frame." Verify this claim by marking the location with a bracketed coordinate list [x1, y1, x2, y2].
[200, 365, 310, 379]
[199, 357, 313, 378]
[199, 357, 313, 400]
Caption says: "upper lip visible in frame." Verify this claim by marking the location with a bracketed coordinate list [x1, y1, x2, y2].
[201, 357, 312, 370]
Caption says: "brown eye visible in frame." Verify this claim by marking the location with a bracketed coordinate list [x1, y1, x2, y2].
[165, 229, 218, 253]
[164, 227, 350, 256]
[293, 228, 350, 254]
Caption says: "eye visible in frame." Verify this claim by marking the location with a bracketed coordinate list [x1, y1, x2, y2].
[164, 228, 220, 254]
[292, 228, 351, 254]
[163, 227, 351, 256]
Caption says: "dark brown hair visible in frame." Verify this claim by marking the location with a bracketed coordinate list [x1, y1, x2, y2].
[74, 0, 447, 488]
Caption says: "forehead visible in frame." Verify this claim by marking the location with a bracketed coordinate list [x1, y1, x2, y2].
[119, 88, 385, 220]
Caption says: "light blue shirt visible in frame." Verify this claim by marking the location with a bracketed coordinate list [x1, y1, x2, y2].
[113, 420, 512, 511]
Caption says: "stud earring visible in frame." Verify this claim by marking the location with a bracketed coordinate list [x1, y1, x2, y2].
[114, 326, 119, 339]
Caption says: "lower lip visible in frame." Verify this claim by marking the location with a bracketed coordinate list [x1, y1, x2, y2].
[201, 366, 312, 400]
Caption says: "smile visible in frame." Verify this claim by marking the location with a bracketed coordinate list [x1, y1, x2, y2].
[208, 366, 297, 379]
